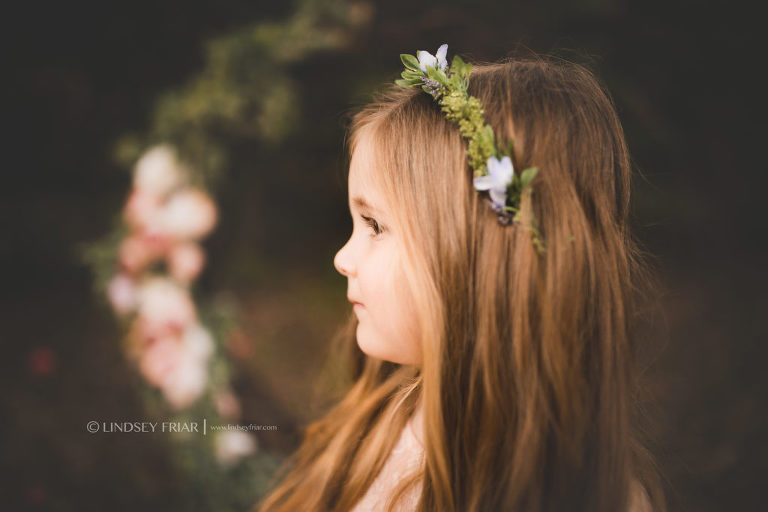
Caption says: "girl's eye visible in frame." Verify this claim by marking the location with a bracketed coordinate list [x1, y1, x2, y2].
[360, 215, 382, 237]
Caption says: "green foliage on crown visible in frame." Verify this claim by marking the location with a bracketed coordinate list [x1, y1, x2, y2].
[397, 53, 503, 178]
[396, 49, 546, 255]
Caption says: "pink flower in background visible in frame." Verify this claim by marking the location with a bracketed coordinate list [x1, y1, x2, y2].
[138, 323, 215, 409]
[107, 143, 223, 411]
[118, 234, 171, 274]
[225, 327, 253, 361]
[183, 323, 215, 361]
[107, 273, 138, 315]
[139, 336, 182, 387]
[163, 360, 207, 409]
[214, 389, 242, 420]
[123, 188, 162, 232]
[137, 278, 197, 339]
[141, 230, 173, 254]
[214, 430, 257, 467]
[133, 144, 186, 198]
[162, 324, 214, 408]
[157, 189, 218, 240]
[161, 348, 209, 409]
[168, 242, 205, 283]
[118, 236, 154, 274]
[28, 347, 57, 377]
[26, 484, 47, 506]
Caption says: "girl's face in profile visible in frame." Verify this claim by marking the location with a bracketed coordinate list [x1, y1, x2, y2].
[333, 135, 421, 366]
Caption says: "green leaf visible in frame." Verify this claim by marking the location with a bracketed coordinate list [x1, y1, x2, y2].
[520, 167, 538, 187]
[400, 54, 421, 72]
[401, 69, 422, 80]
[426, 66, 448, 85]
[453, 58, 472, 85]
[505, 139, 514, 156]
[401, 77, 423, 86]
[450, 55, 464, 76]
[482, 125, 494, 144]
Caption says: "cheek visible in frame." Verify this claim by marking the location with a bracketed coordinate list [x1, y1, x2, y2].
[394, 270, 420, 349]
[357, 251, 421, 363]
[357, 250, 395, 314]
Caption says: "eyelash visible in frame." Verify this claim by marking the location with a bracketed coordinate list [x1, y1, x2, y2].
[360, 215, 382, 237]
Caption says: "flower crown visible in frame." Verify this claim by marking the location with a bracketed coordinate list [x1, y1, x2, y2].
[395, 44, 545, 254]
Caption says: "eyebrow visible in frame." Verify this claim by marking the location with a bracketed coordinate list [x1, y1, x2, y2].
[351, 196, 380, 213]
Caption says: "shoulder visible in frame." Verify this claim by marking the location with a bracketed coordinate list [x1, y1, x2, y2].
[350, 418, 424, 512]
[628, 478, 653, 512]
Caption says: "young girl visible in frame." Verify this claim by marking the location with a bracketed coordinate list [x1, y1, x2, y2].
[255, 48, 666, 512]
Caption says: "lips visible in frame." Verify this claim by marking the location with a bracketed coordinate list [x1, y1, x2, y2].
[347, 296, 363, 307]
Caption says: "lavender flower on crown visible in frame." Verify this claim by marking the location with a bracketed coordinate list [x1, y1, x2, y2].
[417, 44, 448, 72]
[473, 155, 514, 209]
[394, 43, 545, 254]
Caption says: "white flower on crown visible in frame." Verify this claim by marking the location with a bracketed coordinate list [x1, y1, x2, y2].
[473, 156, 515, 209]
[417, 43, 448, 73]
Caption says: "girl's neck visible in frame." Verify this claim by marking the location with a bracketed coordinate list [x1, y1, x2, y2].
[408, 397, 425, 449]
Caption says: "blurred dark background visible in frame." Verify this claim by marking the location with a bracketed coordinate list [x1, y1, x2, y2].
[1, 0, 764, 510]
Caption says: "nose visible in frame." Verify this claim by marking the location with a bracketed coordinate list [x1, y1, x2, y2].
[333, 239, 355, 277]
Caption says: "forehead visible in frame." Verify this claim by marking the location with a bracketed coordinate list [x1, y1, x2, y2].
[348, 131, 387, 212]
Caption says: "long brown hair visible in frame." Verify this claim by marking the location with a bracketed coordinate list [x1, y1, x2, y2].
[255, 54, 666, 512]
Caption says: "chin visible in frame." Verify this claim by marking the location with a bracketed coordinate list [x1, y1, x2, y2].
[355, 328, 418, 365]
[355, 326, 383, 359]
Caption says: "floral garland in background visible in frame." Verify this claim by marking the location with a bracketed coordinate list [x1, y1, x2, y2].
[90, 144, 280, 511]
[111, 145, 220, 411]
[82, 1, 373, 510]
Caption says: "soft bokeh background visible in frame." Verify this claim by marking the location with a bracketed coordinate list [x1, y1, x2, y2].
[1, 0, 764, 510]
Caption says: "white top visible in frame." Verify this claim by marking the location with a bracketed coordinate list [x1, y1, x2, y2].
[350, 406, 425, 512]
[347, 405, 653, 512]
